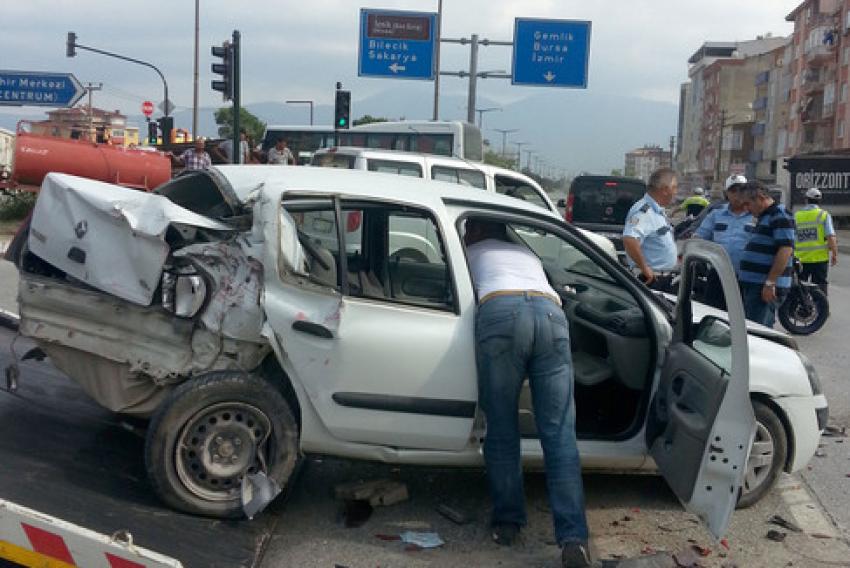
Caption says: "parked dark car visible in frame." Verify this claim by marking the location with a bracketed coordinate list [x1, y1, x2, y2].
[558, 175, 646, 254]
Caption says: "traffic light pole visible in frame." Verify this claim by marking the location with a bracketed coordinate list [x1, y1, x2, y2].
[232, 30, 241, 164]
[66, 35, 170, 119]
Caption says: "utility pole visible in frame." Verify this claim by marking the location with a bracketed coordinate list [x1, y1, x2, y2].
[524, 148, 534, 172]
[714, 109, 727, 186]
[669, 135, 675, 169]
[494, 128, 518, 156]
[84, 82, 102, 141]
[432, 0, 442, 121]
[192, 0, 199, 139]
[440, 33, 512, 124]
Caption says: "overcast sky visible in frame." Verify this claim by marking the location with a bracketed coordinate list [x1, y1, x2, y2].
[1, 1, 803, 164]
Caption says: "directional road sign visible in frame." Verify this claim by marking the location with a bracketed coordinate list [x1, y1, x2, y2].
[358, 9, 437, 80]
[158, 99, 175, 116]
[512, 19, 591, 88]
[0, 70, 85, 107]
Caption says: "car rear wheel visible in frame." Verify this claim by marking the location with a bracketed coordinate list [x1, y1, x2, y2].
[737, 400, 787, 508]
[145, 371, 299, 518]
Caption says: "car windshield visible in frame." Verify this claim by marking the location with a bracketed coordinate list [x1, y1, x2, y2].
[570, 178, 645, 225]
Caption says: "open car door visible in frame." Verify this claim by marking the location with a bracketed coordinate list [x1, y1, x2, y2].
[647, 240, 756, 539]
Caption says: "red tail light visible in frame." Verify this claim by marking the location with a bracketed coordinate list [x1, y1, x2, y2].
[346, 211, 362, 232]
[565, 194, 575, 223]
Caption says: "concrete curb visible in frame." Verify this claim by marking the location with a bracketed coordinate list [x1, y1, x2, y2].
[0, 308, 19, 332]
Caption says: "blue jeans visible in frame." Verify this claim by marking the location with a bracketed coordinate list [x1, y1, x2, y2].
[741, 282, 784, 328]
[475, 293, 588, 546]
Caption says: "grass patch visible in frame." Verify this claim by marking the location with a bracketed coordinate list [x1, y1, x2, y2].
[0, 192, 37, 221]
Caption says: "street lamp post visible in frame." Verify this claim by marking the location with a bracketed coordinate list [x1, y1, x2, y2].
[286, 100, 315, 125]
[493, 128, 518, 157]
[475, 106, 500, 129]
[66, 32, 170, 118]
[513, 141, 528, 170]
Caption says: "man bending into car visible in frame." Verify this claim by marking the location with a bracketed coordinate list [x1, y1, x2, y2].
[464, 218, 593, 568]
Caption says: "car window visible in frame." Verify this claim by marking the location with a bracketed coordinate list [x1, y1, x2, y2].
[494, 175, 550, 211]
[511, 224, 615, 283]
[430, 165, 486, 189]
[280, 198, 452, 311]
[311, 153, 355, 169]
[692, 316, 732, 374]
[281, 197, 343, 290]
[570, 178, 646, 225]
[367, 159, 422, 177]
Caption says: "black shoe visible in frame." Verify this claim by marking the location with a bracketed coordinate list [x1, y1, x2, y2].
[561, 542, 593, 567]
[491, 523, 520, 546]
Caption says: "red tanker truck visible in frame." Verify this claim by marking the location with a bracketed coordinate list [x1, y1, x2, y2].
[1, 123, 172, 193]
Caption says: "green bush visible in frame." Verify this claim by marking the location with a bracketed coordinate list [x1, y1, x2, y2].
[0, 192, 37, 221]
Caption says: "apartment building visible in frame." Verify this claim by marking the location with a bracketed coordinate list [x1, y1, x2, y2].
[625, 145, 672, 182]
[677, 37, 790, 189]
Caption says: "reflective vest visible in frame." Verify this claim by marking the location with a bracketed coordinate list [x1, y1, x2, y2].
[794, 207, 829, 263]
[681, 195, 709, 209]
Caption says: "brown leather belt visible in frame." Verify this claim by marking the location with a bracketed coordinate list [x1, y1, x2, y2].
[479, 289, 562, 307]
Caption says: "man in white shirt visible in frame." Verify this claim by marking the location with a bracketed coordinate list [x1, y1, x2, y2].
[465, 218, 591, 568]
[215, 129, 250, 164]
[267, 138, 295, 165]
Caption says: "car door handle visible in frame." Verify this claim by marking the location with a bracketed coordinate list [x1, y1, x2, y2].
[292, 320, 333, 339]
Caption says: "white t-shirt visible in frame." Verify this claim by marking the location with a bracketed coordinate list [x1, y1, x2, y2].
[466, 238, 557, 300]
[220, 139, 249, 163]
[268, 146, 294, 164]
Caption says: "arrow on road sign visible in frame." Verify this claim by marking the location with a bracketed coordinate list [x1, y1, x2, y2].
[0, 70, 85, 108]
[389, 63, 407, 74]
[543, 71, 556, 82]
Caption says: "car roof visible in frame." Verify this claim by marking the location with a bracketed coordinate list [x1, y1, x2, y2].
[213, 165, 555, 218]
[571, 175, 646, 186]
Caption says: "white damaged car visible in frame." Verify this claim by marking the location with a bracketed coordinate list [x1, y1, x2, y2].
[6, 167, 827, 538]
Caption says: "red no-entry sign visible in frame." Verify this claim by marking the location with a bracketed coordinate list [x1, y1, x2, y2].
[141, 100, 154, 117]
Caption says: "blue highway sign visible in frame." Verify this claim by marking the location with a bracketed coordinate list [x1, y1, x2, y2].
[358, 9, 437, 80]
[0, 70, 85, 107]
[512, 19, 591, 88]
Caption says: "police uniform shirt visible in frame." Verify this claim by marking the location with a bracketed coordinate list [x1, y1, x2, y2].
[622, 193, 678, 271]
[694, 204, 753, 275]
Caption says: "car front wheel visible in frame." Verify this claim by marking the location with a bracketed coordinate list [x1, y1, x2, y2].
[737, 400, 788, 508]
[145, 371, 299, 518]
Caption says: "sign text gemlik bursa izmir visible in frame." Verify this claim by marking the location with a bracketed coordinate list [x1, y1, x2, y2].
[512, 19, 591, 88]
[358, 9, 437, 80]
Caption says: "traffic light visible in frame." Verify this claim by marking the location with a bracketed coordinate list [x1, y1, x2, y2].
[66, 32, 76, 58]
[211, 42, 233, 101]
[147, 120, 158, 145]
[157, 116, 174, 145]
[334, 90, 351, 130]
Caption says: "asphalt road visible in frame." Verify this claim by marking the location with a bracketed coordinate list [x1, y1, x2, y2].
[1, 257, 850, 567]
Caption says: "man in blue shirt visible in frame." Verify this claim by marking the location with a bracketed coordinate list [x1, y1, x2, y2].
[622, 167, 678, 291]
[738, 181, 796, 327]
[695, 174, 753, 275]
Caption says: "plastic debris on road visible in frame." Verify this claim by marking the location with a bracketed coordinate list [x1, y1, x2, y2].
[399, 531, 444, 549]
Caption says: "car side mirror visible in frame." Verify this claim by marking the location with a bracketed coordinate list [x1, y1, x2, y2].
[556, 198, 566, 208]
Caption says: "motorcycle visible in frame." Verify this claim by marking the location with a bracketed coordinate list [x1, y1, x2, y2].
[777, 258, 829, 335]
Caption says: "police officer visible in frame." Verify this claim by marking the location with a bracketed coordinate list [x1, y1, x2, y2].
[681, 187, 710, 217]
[794, 187, 839, 295]
[623, 167, 679, 291]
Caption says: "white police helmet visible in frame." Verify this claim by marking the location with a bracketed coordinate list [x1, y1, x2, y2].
[725, 174, 747, 190]
[805, 187, 822, 200]
[693, 187, 705, 196]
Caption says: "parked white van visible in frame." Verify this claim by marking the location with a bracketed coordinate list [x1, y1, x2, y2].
[311, 147, 554, 211]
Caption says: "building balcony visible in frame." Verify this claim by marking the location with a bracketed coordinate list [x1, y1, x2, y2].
[801, 109, 833, 123]
[755, 70, 770, 86]
[752, 97, 769, 111]
[751, 122, 767, 136]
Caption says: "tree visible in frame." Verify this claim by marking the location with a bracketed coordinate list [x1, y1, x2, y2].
[214, 107, 266, 142]
[610, 168, 623, 176]
[484, 150, 516, 170]
[353, 115, 389, 127]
